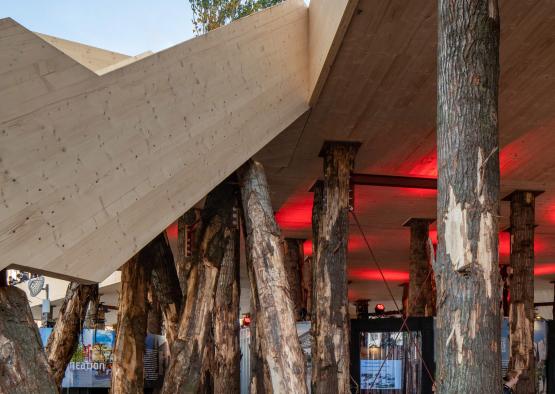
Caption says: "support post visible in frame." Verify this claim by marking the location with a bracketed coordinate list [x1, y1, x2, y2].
[175, 208, 199, 294]
[112, 255, 150, 394]
[46, 282, 97, 386]
[404, 218, 436, 317]
[283, 238, 305, 321]
[436, 0, 501, 392]
[247, 272, 272, 394]
[162, 181, 239, 394]
[147, 284, 163, 335]
[147, 233, 183, 349]
[0, 286, 58, 393]
[301, 255, 313, 320]
[243, 213, 272, 394]
[400, 282, 409, 317]
[313, 141, 359, 394]
[238, 159, 308, 394]
[212, 196, 241, 393]
[506, 190, 539, 393]
[84, 284, 101, 329]
[311, 180, 324, 325]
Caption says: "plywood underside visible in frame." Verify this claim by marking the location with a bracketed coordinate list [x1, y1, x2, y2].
[0, 1, 311, 281]
[256, 1, 555, 301]
[0, 0, 358, 282]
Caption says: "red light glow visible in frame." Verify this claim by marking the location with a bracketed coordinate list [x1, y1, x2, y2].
[349, 268, 409, 282]
[348, 234, 368, 252]
[400, 187, 437, 198]
[275, 194, 313, 231]
[499, 232, 510, 257]
[534, 264, 555, 276]
[407, 151, 438, 178]
[428, 230, 437, 245]
[303, 240, 313, 256]
[166, 223, 178, 240]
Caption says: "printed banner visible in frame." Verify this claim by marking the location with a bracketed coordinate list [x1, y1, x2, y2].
[39, 328, 168, 388]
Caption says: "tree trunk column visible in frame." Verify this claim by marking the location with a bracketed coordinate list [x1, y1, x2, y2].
[436, 1, 501, 393]
[311, 180, 325, 324]
[84, 284, 100, 329]
[506, 190, 538, 393]
[162, 181, 239, 394]
[0, 286, 58, 394]
[313, 141, 359, 394]
[112, 255, 150, 394]
[238, 159, 308, 394]
[147, 233, 183, 350]
[46, 282, 97, 386]
[284, 238, 305, 321]
[404, 218, 435, 317]
[175, 208, 200, 294]
[213, 200, 241, 394]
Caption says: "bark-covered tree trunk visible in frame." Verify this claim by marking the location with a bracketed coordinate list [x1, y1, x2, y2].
[46, 282, 97, 387]
[301, 255, 313, 320]
[435, 1, 501, 392]
[238, 159, 308, 394]
[212, 214, 241, 394]
[507, 190, 537, 393]
[83, 284, 100, 329]
[400, 282, 409, 317]
[175, 208, 199, 294]
[147, 284, 163, 335]
[405, 218, 435, 317]
[313, 142, 358, 394]
[112, 255, 150, 394]
[0, 286, 58, 394]
[162, 181, 238, 394]
[284, 238, 305, 321]
[310, 180, 325, 325]
[146, 233, 182, 349]
[243, 224, 272, 394]
[0, 269, 7, 287]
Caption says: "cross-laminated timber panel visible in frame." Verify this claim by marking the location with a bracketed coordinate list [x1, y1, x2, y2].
[0, 0, 316, 282]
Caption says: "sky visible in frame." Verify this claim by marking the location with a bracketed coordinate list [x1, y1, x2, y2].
[1, 0, 195, 55]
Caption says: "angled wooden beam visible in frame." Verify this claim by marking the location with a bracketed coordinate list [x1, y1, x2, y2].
[308, 0, 359, 105]
[0, 0, 310, 282]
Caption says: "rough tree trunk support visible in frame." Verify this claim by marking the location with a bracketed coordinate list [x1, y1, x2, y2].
[162, 181, 239, 394]
[313, 141, 359, 394]
[242, 212, 272, 394]
[284, 238, 305, 321]
[301, 255, 313, 320]
[238, 159, 309, 394]
[0, 286, 58, 394]
[83, 284, 100, 329]
[46, 282, 97, 387]
[146, 233, 182, 349]
[404, 218, 436, 317]
[212, 206, 241, 394]
[310, 180, 325, 325]
[506, 190, 539, 393]
[147, 284, 163, 335]
[435, 0, 501, 392]
[112, 255, 150, 394]
[175, 208, 199, 294]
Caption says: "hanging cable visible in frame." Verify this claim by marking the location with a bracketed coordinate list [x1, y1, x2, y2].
[349, 209, 436, 387]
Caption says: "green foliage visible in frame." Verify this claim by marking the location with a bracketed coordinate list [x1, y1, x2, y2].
[190, 0, 283, 35]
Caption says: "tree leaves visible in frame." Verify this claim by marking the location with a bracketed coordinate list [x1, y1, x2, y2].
[189, 0, 283, 35]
